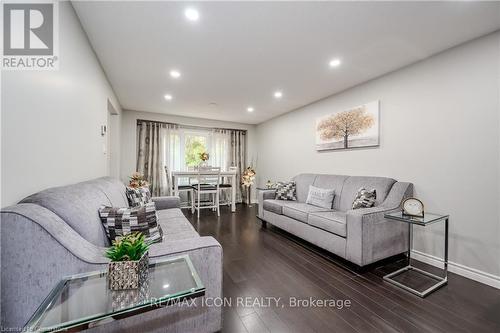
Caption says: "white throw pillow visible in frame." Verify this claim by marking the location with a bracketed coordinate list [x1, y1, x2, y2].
[306, 185, 335, 209]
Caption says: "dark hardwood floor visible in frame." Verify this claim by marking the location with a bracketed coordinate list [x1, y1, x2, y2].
[183, 204, 500, 333]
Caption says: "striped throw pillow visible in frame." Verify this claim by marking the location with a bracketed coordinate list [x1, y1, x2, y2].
[352, 188, 377, 209]
[98, 202, 163, 244]
[126, 186, 151, 207]
[275, 181, 297, 201]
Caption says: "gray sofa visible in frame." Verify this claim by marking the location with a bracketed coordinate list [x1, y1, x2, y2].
[258, 174, 413, 267]
[0, 177, 222, 332]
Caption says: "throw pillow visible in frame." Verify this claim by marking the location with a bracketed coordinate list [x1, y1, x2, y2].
[275, 181, 297, 201]
[98, 202, 163, 244]
[306, 185, 335, 209]
[126, 186, 151, 207]
[352, 188, 377, 209]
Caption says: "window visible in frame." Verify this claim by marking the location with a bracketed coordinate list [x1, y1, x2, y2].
[165, 128, 229, 172]
[184, 133, 209, 168]
[138, 120, 245, 199]
[165, 128, 216, 171]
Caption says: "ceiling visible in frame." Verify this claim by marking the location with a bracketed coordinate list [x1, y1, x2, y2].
[73, 1, 500, 125]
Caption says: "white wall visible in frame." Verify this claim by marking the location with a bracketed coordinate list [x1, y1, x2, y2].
[1, 2, 121, 207]
[256, 32, 500, 280]
[120, 109, 257, 198]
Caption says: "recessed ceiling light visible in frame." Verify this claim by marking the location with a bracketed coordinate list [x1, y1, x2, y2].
[329, 58, 341, 68]
[274, 91, 283, 99]
[164, 94, 173, 101]
[169, 70, 181, 78]
[247, 107, 254, 112]
[184, 8, 200, 22]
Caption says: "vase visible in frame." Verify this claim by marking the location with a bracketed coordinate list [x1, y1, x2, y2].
[108, 252, 149, 290]
[247, 186, 252, 207]
[111, 278, 150, 310]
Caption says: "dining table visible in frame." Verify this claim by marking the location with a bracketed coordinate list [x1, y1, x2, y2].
[171, 169, 238, 212]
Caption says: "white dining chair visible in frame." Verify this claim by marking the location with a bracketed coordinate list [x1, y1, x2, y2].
[219, 166, 238, 206]
[165, 166, 193, 209]
[192, 166, 221, 218]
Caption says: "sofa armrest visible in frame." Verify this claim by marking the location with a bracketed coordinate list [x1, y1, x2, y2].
[260, 189, 276, 200]
[346, 206, 401, 226]
[1, 203, 108, 264]
[345, 181, 413, 266]
[152, 196, 181, 210]
[1, 204, 111, 328]
[257, 189, 276, 218]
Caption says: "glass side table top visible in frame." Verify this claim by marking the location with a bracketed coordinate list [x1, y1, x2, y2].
[384, 211, 449, 226]
[25, 255, 205, 333]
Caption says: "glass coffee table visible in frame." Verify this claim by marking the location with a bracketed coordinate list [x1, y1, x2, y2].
[25, 255, 205, 332]
[383, 211, 449, 297]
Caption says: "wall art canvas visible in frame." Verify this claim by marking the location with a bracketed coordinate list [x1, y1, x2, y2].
[315, 100, 379, 151]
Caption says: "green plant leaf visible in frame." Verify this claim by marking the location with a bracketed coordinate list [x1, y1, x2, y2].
[105, 232, 150, 262]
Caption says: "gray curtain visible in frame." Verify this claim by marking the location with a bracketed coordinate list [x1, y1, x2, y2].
[136, 121, 177, 196]
[230, 130, 247, 203]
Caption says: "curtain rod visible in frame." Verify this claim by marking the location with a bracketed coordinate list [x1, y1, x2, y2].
[137, 119, 247, 134]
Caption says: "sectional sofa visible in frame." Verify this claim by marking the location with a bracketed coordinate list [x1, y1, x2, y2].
[0, 177, 222, 332]
[258, 174, 413, 267]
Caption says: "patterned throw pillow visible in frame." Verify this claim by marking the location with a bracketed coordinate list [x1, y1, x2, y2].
[306, 185, 335, 209]
[352, 188, 377, 209]
[126, 186, 151, 207]
[98, 202, 163, 244]
[275, 181, 297, 201]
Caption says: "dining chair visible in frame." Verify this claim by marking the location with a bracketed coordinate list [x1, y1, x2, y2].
[164, 166, 194, 209]
[219, 166, 238, 206]
[192, 166, 221, 218]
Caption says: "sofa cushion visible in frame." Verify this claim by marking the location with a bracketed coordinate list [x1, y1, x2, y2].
[308, 211, 347, 237]
[282, 202, 332, 223]
[20, 180, 112, 247]
[292, 174, 318, 202]
[338, 176, 396, 211]
[312, 174, 349, 210]
[156, 208, 199, 241]
[98, 202, 163, 244]
[263, 199, 286, 215]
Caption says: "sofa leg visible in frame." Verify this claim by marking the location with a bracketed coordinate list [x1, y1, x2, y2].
[261, 220, 267, 228]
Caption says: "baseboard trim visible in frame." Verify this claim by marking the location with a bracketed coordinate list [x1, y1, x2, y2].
[411, 250, 500, 289]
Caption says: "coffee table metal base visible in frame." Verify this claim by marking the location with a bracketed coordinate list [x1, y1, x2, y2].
[383, 265, 447, 297]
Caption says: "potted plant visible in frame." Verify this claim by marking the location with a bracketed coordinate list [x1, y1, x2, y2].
[128, 172, 149, 188]
[105, 232, 151, 290]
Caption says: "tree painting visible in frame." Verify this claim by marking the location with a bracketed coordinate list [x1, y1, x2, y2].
[316, 101, 379, 151]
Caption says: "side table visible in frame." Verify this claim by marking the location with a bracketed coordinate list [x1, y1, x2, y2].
[383, 211, 449, 297]
[24, 255, 205, 332]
